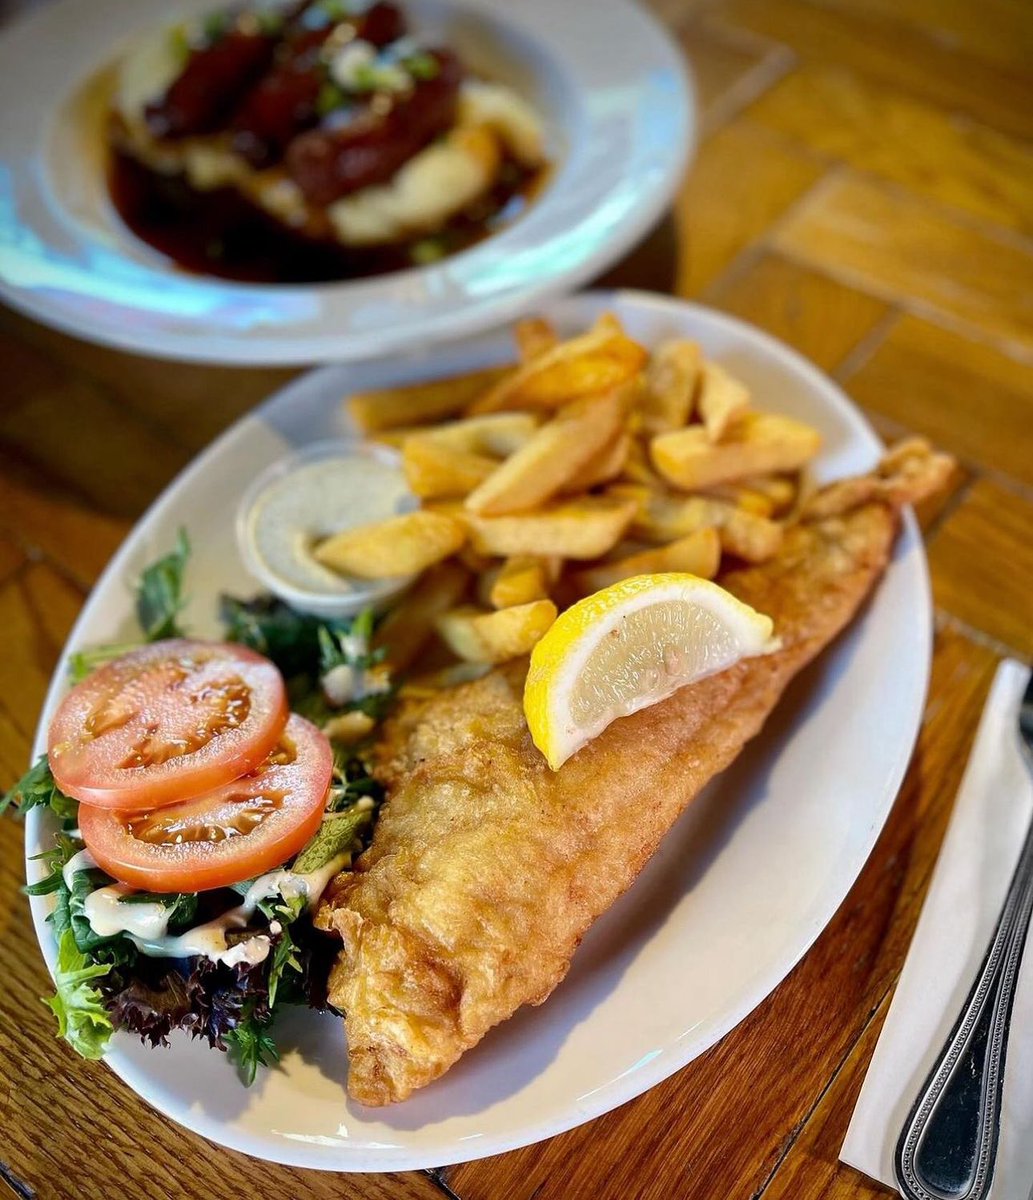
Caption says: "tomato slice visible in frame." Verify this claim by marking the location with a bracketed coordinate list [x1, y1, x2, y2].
[48, 639, 288, 810]
[78, 714, 333, 892]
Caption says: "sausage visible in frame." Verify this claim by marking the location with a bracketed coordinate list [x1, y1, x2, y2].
[231, 2, 406, 167]
[285, 48, 462, 206]
[145, 26, 278, 140]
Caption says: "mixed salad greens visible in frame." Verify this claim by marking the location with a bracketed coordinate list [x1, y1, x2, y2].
[3, 533, 391, 1082]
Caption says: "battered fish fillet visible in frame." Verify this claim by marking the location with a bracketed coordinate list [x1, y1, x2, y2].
[317, 440, 952, 1105]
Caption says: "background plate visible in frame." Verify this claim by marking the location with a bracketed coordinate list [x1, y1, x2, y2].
[0, 0, 692, 364]
[26, 291, 930, 1170]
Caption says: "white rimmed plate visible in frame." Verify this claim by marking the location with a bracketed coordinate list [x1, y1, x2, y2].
[0, 0, 693, 364]
[25, 291, 930, 1171]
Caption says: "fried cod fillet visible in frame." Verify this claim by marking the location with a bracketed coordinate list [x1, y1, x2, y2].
[317, 440, 952, 1105]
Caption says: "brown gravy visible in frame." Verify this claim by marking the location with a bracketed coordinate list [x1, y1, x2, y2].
[108, 149, 546, 284]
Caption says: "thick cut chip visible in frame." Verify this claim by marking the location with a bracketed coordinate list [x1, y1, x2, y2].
[620, 438, 665, 486]
[651, 412, 821, 490]
[562, 429, 632, 493]
[717, 508, 784, 563]
[465, 390, 626, 515]
[376, 412, 540, 457]
[733, 474, 799, 516]
[469, 316, 648, 414]
[315, 511, 466, 579]
[488, 556, 552, 608]
[514, 317, 559, 362]
[640, 339, 701, 435]
[463, 496, 638, 560]
[697, 363, 750, 441]
[569, 528, 722, 595]
[436, 600, 557, 664]
[702, 481, 776, 517]
[403, 439, 497, 499]
[347, 366, 512, 432]
[612, 485, 783, 562]
[372, 562, 470, 672]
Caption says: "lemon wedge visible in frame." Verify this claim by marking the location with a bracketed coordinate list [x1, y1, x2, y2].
[524, 573, 777, 770]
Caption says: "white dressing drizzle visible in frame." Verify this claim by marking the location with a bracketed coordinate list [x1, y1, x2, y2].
[74, 854, 353, 966]
[62, 848, 98, 891]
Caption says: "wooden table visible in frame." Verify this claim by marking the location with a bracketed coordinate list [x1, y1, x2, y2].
[2, 1, 1031, 1197]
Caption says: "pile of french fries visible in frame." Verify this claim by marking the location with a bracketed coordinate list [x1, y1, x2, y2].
[316, 313, 822, 680]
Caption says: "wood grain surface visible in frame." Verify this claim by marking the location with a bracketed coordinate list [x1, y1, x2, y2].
[1, 0, 1031, 1197]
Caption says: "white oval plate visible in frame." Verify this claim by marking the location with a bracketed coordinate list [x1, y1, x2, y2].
[26, 291, 930, 1171]
[0, 0, 692, 364]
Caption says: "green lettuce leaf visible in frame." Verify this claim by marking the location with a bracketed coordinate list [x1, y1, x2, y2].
[137, 528, 190, 641]
[1, 756, 78, 822]
[225, 1004, 279, 1085]
[45, 928, 114, 1061]
[25, 832, 81, 896]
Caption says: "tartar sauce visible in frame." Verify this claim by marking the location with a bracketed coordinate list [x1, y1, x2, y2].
[244, 451, 412, 596]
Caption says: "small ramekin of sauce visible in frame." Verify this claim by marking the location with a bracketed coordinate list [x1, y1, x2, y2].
[237, 439, 417, 618]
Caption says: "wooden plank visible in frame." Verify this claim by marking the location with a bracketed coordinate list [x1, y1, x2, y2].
[803, 0, 1033, 76]
[0, 533, 25, 586]
[681, 21, 791, 132]
[846, 315, 1033, 489]
[644, 0, 720, 28]
[928, 479, 1033, 658]
[0, 448, 129, 591]
[746, 65, 1033, 236]
[445, 627, 998, 1200]
[761, 993, 897, 1199]
[0, 307, 296, 455]
[675, 119, 824, 296]
[711, 0, 1033, 141]
[772, 172, 1033, 352]
[0, 562, 84, 753]
[708, 251, 889, 370]
[0, 329, 190, 518]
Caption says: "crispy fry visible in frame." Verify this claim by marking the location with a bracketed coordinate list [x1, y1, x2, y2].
[697, 363, 750, 441]
[620, 437, 665, 486]
[717, 508, 784, 563]
[487, 556, 552, 608]
[592, 312, 625, 336]
[463, 495, 638, 560]
[435, 600, 558, 664]
[403, 439, 497, 499]
[561, 429, 631, 493]
[372, 562, 469, 673]
[569, 528, 722, 595]
[610, 484, 783, 562]
[468, 323, 647, 414]
[348, 365, 512, 432]
[373, 412, 539, 456]
[701, 482, 775, 517]
[398, 662, 492, 698]
[514, 317, 559, 362]
[315, 511, 466, 579]
[651, 412, 821, 490]
[321, 711, 377, 743]
[465, 390, 626, 515]
[639, 339, 701, 435]
[742, 474, 798, 516]
[610, 485, 716, 543]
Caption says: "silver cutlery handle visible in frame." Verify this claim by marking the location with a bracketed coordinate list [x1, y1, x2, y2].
[895, 819, 1033, 1200]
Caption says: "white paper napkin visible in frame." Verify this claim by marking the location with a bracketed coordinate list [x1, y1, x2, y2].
[842, 659, 1033, 1200]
